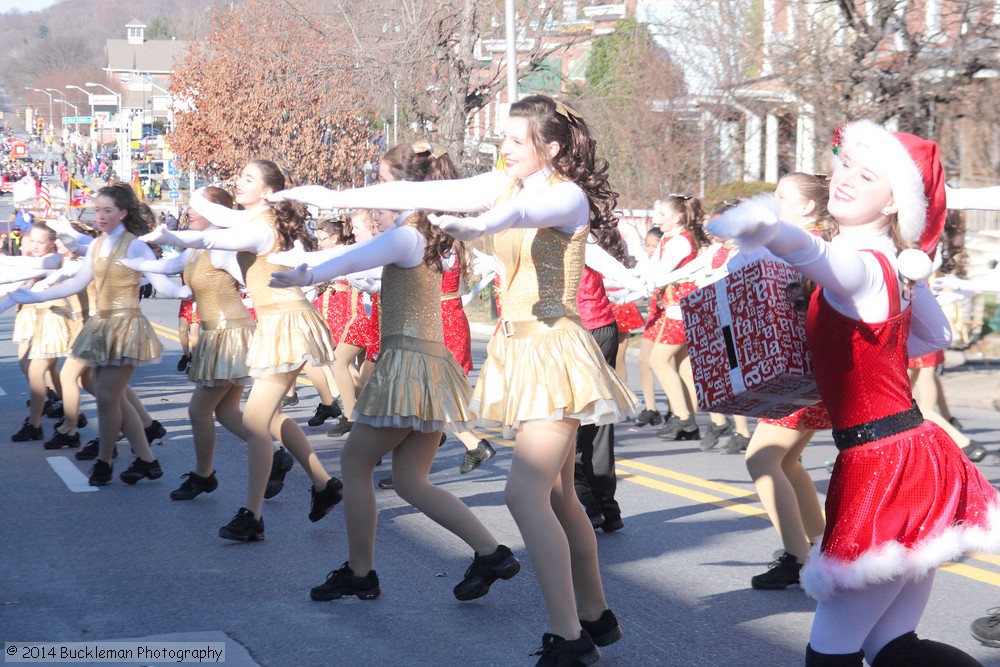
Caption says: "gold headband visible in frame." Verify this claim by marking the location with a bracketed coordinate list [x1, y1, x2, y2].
[554, 100, 582, 121]
[412, 140, 448, 159]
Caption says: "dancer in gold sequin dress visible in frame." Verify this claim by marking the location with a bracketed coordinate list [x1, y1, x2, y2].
[271, 143, 520, 604]
[0, 225, 67, 442]
[274, 97, 637, 665]
[11, 185, 189, 486]
[140, 160, 342, 542]
[121, 187, 256, 502]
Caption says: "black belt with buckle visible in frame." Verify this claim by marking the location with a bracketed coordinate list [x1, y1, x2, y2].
[832, 402, 924, 451]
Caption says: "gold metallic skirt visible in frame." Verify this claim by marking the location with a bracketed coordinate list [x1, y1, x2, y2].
[189, 319, 255, 387]
[70, 308, 163, 367]
[246, 303, 336, 376]
[354, 334, 476, 433]
[28, 306, 73, 359]
[471, 317, 638, 438]
[12, 305, 35, 343]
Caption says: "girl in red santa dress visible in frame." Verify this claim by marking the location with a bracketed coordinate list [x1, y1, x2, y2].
[709, 121, 999, 667]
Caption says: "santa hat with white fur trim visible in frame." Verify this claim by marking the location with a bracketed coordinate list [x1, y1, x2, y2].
[835, 120, 946, 279]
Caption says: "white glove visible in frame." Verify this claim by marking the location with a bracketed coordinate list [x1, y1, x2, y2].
[178, 285, 193, 300]
[139, 224, 182, 247]
[268, 240, 311, 267]
[269, 264, 314, 288]
[471, 248, 499, 277]
[705, 194, 782, 251]
[10, 286, 42, 304]
[117, 257, 151, 272]
[266, 185, 337, 209]
[428, 214, 487, 242]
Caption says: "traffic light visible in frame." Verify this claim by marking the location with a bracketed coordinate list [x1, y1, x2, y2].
[36, 117, 44, 135]
[92, 117, 99, 133]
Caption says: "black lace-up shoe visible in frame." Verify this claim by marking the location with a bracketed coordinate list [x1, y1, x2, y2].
[700, 417, 734, 451]
[176, 354, 191, 373]
[310, 561, 381, 601]
[88, 460, 113, 486]
[532, 631, 600, 666]
[720, 433, 750, 455]
[751, 551, 802, 590]
[76, 438, 116, 460]
[308, 477, 344, 522]
[219, 507, 264, 542]
[971, 606, 1000, 647]
[326, 418, 353, 438]
[656, 414, 701, 440]
[119, 457, 163, 484]
[55, 413, 87, 430]
[170, 471, 219, 500]
[580, 609, 623, 647]
[281, 392, 299, 408]
[453, 544, 520, 601]
[44, 430, 80, 449]
[307, 402, 342, 427]
[12, 422, 43, 442]
[459, 439, 496, 474]
[144, 420, 167, 444]
[633, 409, 661, 427]
[264, 446, 294, 499]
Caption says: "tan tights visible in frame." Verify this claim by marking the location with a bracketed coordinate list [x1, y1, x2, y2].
[332, 343, 365, 419]
[614, 332, 630, 383]
[505, 418, 609, 640]
[745, 422, 825, 561]
[188, 383, 247, 478]
[648, 340, 696, 420]
[94, 365, 153, 465]
[241, 369, 332, 518]
[342, 423, 498, 574]
[27, 357, 61, 427]
[56, 357, 93, 436]
[303, 362, 338, 406]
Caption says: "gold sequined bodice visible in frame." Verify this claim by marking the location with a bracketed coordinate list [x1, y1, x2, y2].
[242, 209, 311, 309]
[380, 217, 444, 343]
[183, 249, 252, 326]
[92, 232, 141, 312]
[491, 177, 586, 322]
[33, 255, 70, 314]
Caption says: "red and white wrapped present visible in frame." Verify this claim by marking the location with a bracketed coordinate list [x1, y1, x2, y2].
[681, 259, 819, 418]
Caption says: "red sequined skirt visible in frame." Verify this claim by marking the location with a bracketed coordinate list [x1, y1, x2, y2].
[365, 294, 381, 362]
[907, 350, 944, 369]
[642, 311, 686, 345]
[759, 401, 832, 430]
[611, 303, 645, 333]
[802, 420, 1000, 600]
[441, 298, 473, 375]
[178, 298, 200, 324]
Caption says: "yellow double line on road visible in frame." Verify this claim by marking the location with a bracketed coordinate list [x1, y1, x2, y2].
[149, 319, 1000, 586]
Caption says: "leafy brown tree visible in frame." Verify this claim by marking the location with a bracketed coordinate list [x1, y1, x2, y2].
[168, 0, 379, 186]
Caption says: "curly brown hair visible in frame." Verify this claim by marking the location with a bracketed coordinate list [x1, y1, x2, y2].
[95, 183, 154, 237]
[380, 143, 463, 274]
[248, 159, 316, 252]
[509, 95, 624, 261]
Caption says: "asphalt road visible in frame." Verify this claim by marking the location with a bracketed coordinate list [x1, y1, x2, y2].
[2, 294, 1000, 667]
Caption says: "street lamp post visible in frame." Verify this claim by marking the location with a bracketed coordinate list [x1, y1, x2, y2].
[86, 82, 125, 182]
[26, 87, 53, 134]
[65, 85, 94, 137]
[48, 90, 79, 134]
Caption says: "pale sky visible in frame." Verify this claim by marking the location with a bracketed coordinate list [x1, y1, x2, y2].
[0, 0, 60, 13]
